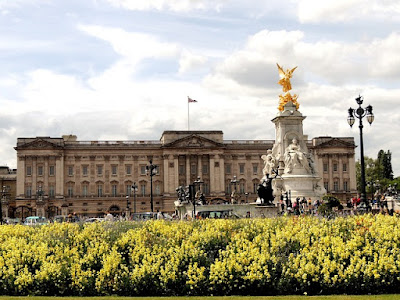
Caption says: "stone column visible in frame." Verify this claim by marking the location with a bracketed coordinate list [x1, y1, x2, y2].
[197, 155, 202, 178]
[44, 156, 49, 192]
[338, 154, 343, 190]
[186, 155, 190, 185]
[209, 155, 215, 193]
[163, 154, 169, 194]
[32, 156, 37, 194]
[328, 156, 333, 191]
[348, 154, 357, 190]
[16, 156, 26, 197]
[174, 155, 179, 190]
[56, 155, 64, 197]
[219, 154, 225, 195]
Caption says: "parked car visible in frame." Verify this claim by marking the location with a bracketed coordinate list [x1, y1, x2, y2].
[84, 217, 105, 223]
[131, 212, 158, 221]
[24, 216, 49, 226]
[53, 215, 81, 223]
[4, 217, 21, 225]
[195, 210, 240, 219]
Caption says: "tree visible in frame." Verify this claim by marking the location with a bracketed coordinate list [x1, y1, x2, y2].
[383, 150, 394, 179]
[356, 156, 379, 192]
[356, 150, 395, 195]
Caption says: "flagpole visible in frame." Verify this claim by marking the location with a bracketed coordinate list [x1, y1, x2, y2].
[188, 98, 190, 130]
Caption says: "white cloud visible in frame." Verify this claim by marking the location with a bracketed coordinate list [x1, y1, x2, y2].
[205, 29, 400, 92]
[298, 0, 400, 23]
[178, 50, 208, 74]
[78, 25, 179, 63]
[105, 0, 225, 12]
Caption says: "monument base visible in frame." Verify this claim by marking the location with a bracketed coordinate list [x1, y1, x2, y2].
[281, 174, 325, 201]
[175, 202, 279, 219]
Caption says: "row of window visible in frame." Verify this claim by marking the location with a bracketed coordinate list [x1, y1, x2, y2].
[25, 183, 163, 198]
[26, 165, 159, 177]
[178, 163, 259, 175]
[225, 181, 259, 194]
[323, 162, 348, 173]
[27, 162, 260, 177]
[324, 180, 349, 192]
[26, 165, 55, 176]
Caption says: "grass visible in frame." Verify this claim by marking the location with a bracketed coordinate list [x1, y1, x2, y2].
[0, 296, 400, 300]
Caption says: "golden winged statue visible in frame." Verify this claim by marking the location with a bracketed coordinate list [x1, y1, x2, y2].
[276, 63, 300, 111]
[277, 63, 297, 92]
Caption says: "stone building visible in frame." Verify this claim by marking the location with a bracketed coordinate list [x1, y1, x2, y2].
[0, 166, 17, 220]
[312, 136, 357, 201]
[11, 131, 357, 219]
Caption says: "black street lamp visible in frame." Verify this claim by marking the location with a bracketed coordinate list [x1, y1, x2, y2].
[347, 95, 374, 210]
[132, 182, 138, 214]
[146, 160, 158, 213]
[37, 186, 44, 202]
[125, 195, 130, 213]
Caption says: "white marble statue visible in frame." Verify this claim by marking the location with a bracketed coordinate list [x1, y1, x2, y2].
[284, 138, 310, 173]
[261, 149, 276, 179]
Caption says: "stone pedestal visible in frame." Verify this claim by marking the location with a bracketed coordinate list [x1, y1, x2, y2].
[281, 174, 324, 201]
[252, 204, 279, 218]
[174, 202, 279, 219]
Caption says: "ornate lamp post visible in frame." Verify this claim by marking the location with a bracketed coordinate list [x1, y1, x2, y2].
[132, 182, 138, 214]
[37, 186, 44, 202]
[125, 195, 130, 220]
[347, 95, 374, 210]
[145, 160, 158, 213]
[36, 185, 45, 218]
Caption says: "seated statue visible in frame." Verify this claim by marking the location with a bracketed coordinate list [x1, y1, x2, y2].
[284, 138, 310, 173]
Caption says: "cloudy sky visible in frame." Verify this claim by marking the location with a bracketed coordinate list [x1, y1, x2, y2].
[0, 0, 399, 176]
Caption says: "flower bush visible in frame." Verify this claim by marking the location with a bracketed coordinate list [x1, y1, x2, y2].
[0, 215, 400, 296]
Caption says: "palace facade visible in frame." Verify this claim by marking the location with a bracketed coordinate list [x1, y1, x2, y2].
[0, 166, 17, 221]
[11, 131, 357, 219]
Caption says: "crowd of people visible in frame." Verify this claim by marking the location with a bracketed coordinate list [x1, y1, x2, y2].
[279, 196, 321, 215]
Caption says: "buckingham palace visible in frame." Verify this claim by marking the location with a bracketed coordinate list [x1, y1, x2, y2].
[7, 130, 357, 219]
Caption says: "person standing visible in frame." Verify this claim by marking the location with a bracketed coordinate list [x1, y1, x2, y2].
[105, 211, 113, 222]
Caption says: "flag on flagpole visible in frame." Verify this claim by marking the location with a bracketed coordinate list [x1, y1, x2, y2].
[188, 96, 197, 103]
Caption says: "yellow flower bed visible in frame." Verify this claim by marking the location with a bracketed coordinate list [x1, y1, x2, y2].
[0, 215, 400, 296]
